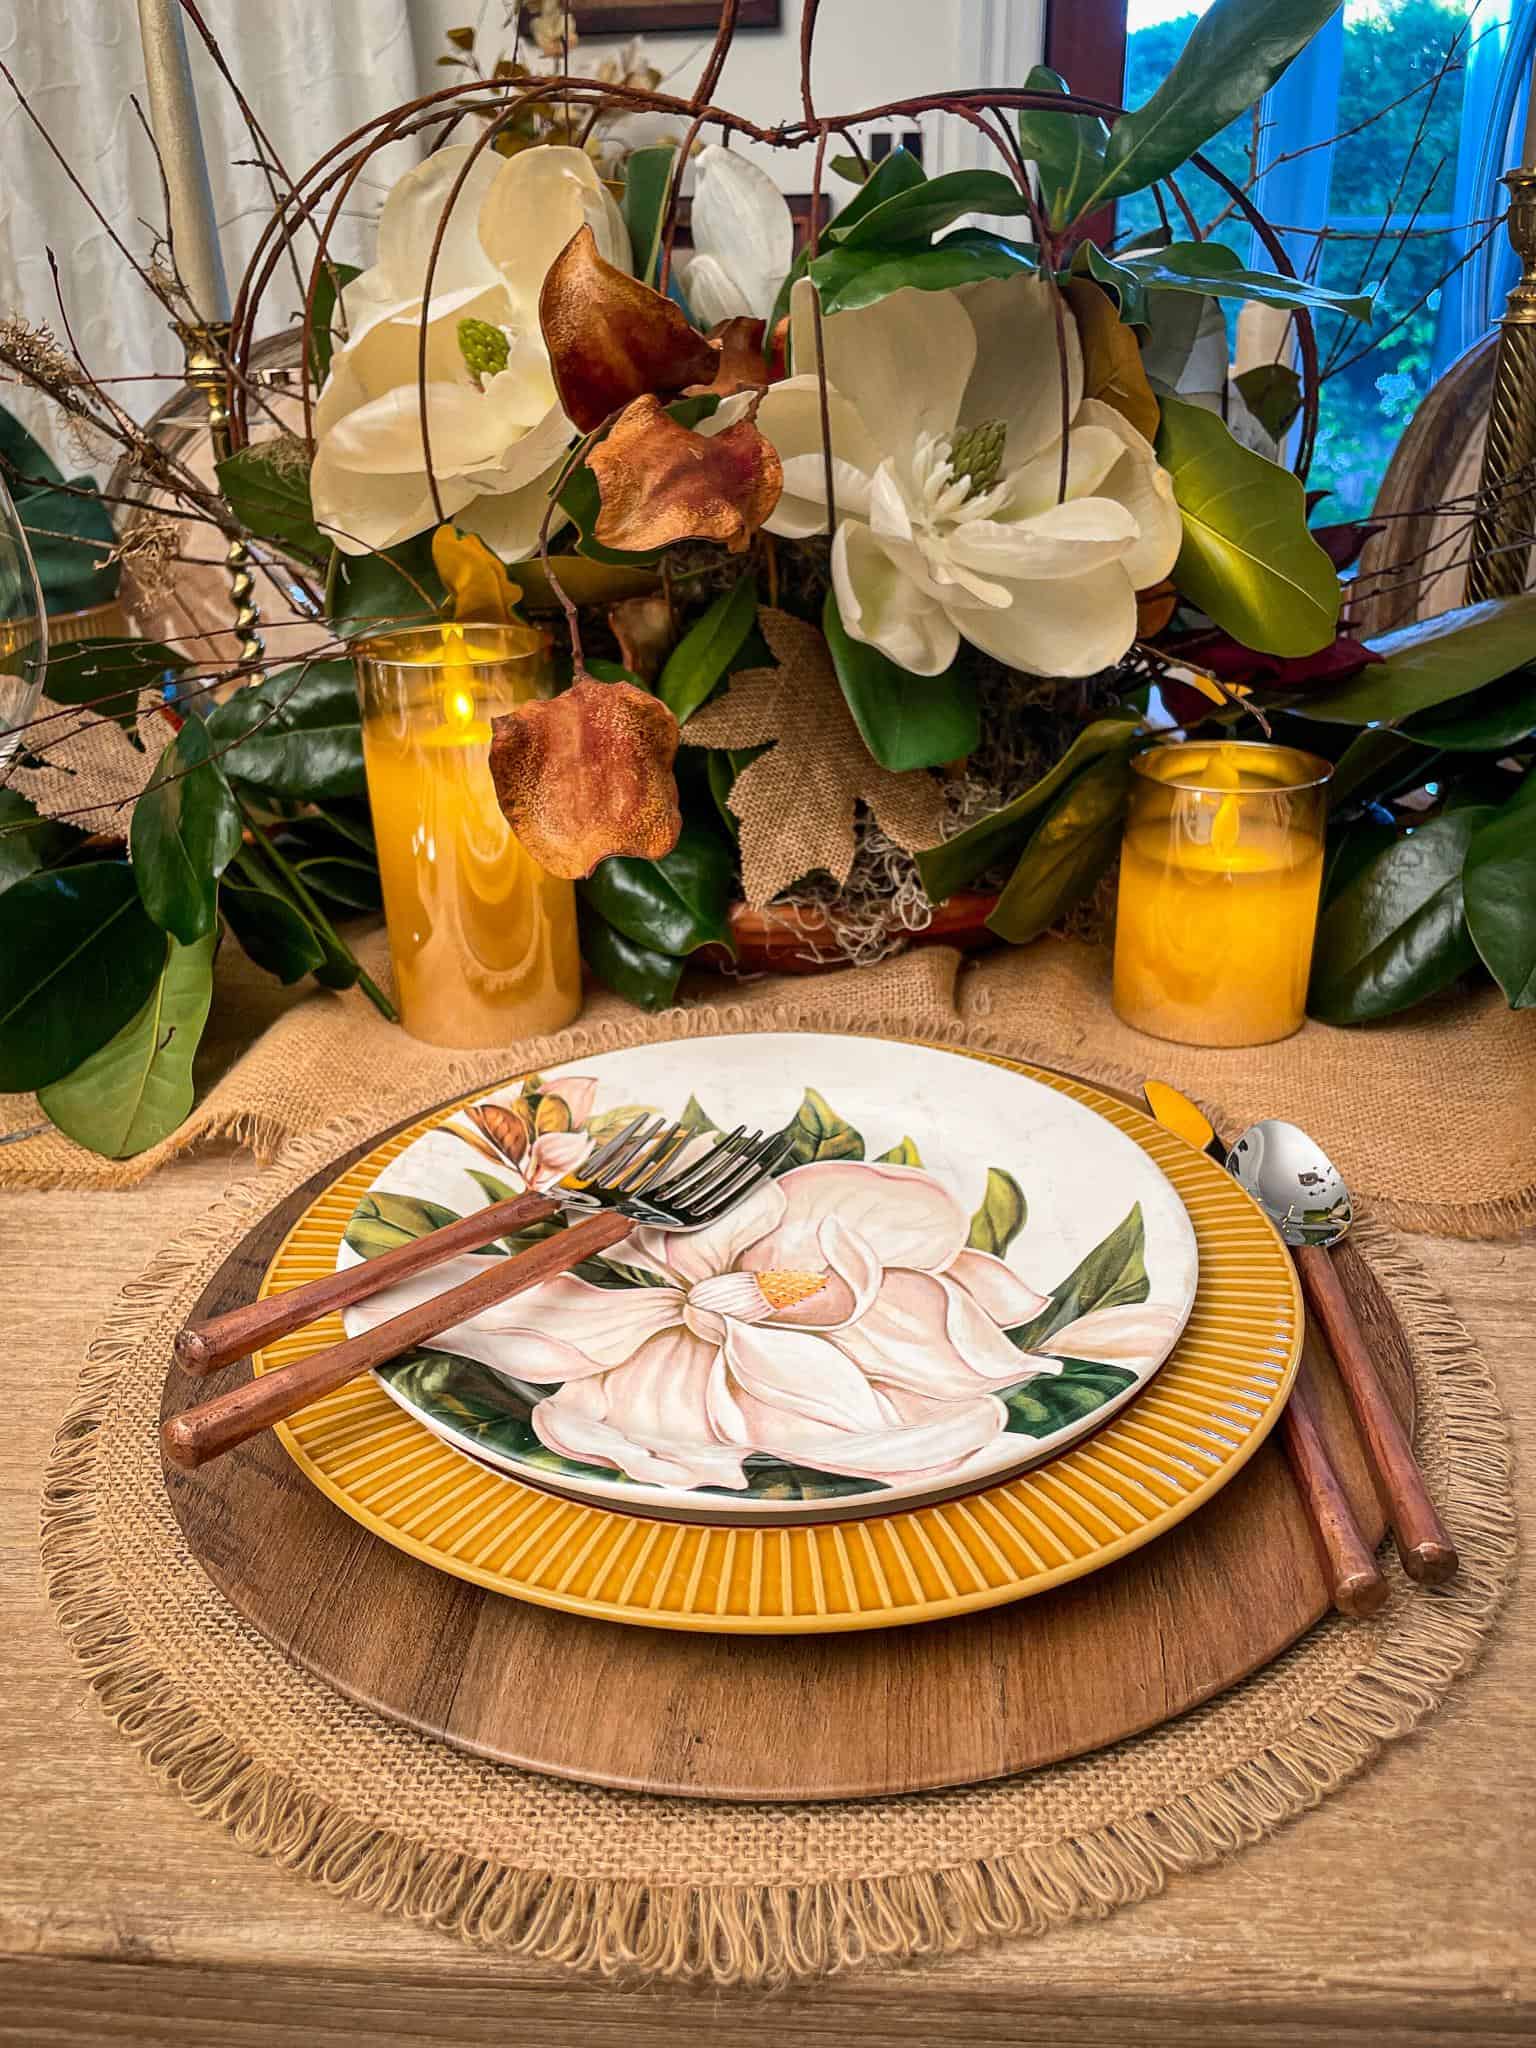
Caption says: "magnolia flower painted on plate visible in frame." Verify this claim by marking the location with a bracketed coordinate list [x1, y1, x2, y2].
[750, 275, 1183, 677]
[677, 144, 794, 327]
[346, 1155, 1185, 1494]
[311, 144, 628, 559]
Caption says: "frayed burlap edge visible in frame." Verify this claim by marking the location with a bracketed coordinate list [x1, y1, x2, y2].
[39, 1010, 1517, 1988]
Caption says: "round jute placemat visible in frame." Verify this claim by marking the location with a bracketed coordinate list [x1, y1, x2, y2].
[41, 1060, 1516, 1989]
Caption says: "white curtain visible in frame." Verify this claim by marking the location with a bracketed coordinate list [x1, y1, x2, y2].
[0, 0, 421, 465]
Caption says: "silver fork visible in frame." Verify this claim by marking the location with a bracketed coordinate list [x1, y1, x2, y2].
[162, 1117, 794, 1470]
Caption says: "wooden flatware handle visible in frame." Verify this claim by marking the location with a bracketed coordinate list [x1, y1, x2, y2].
[1280, 1361, 1388, 1619]
[1295, 1244, 1458, 1586]
[162, 1208, 635, 1471]
[173, 1191, 559, 1375]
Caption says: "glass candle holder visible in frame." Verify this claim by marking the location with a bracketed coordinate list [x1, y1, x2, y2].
[1112, 740, 1332, 1048]
[353, 620, 582, 1049]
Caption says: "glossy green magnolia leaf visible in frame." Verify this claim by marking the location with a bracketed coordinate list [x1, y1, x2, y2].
[1018, 66, 1109, 230]
[206, 660, 365, 798]
[1008, 1203, 1149, 1350]
[829, 168, 1030, 250]
[345, 1190, 463, 1260]
[1464, 775, 1536, 1007]
[1081, 0, 1346, 216]
[822, 587, 979, 771]
[1325, 728, 1430, 814]
[577, 824, 736, 958]
[1308, 808, 1493, 1023]
[1156, 394, 1340, 658]
[1004, 1359, 1139, 1436]
[329, 533, 444, 637]
[37, 931, 214, 1158]
[43, 637, 188, 727]
[810, 230, 1033, 316]
[622, 144, 678, 287]
[1322, 813, 1399, 907]
[17, 479, 119, 610]
[918, 717, 1140, 903]
[220, 875, 327, 984]
[1400, 667, 1536, 751]
[1304, 594, 1536, 725]
[967, 1167, 1027, 1257]
[1120, 240, 1373, 324]
[0, 400, 63, 485]
[785, 1085, 865, 1167]
[130, 716, 243, 944]
[292, 853, 383, 914]
[658, 574, 758, 723]
[0, 861, 165, 1091]
[306, 260, 363, 386]
[1068, 241, 1149, 328]
[703, 744, 764, 842]
[986, 750, 1133, 946]
[877, 1134, 923, 1166]
[1234, 361, 1305, 438]
[216, 443, 327, 564]
[0, 786, 82, 892]
[578, 902, 685, 1011]
[824, 146, 926, 233]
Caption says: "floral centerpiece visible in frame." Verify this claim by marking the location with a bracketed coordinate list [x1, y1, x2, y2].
[0, 0, 1533, 1160]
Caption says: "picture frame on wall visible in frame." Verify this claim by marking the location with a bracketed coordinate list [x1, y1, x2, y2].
[571, 3, 781, 31]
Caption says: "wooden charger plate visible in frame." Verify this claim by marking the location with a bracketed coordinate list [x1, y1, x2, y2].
[161, 1061, 1412, 1802]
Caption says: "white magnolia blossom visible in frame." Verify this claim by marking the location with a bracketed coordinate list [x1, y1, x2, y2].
[311, 145, 629, 558]
[342, 1156, 1186, 1494]
[751, 276, 1184, 677]
[677, 143, 793, 326]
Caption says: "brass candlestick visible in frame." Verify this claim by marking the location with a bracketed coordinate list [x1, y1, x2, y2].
[1465, 169, 1536, 603]
[178, 319, 263, 669]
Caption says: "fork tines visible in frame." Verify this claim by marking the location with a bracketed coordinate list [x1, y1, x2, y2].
[586, 1117, 795, 1224]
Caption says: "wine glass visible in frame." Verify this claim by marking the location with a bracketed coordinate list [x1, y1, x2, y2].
[0, 470, 48, 776]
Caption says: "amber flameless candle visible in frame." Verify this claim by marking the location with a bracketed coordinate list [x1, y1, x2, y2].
[354, 622, 581, 1048]
[1113, 741, 1332, 1048]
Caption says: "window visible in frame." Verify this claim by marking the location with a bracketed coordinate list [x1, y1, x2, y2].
[1055, 1, 1536, 520]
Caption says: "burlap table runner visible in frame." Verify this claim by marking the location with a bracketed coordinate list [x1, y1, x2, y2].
[41, 1039, 1515, 1986]
[6, 928, 1536, 1237]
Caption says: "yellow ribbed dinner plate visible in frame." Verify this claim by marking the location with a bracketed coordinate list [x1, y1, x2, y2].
[256, 1043, 1302, 1633]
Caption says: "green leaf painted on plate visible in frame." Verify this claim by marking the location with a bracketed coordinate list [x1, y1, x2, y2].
[1003, 1359, 1139, 1436]
[1007, 1203, 1149, 1350]
[37, 931, 214, 1158]
[584, 1101, 659, 1143]
[677, 1092, 721, 1136]
[785, 1085, 865, 1166]
[967, 1167, 1028, 1257]
[876, 1135, 923, 1166]
[344, 1190, 462, 1261]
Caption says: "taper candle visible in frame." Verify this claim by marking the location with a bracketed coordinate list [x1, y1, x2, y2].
[136, 0, 231, 322]
[354, 621, 582, 1049]
[1112, 741, 1331, 1048]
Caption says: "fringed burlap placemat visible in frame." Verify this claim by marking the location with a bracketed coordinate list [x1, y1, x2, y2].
[41, 1052, 1515, 1988]
[5, 929, 1534, 1237]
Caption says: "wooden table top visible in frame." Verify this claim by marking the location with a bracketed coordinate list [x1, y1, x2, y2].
[3, 1150, 1531, 2047]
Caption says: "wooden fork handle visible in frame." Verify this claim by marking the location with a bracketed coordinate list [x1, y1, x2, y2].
[1279, 1359, 1388, 1619]
[173, 1191, 560, 1375]
[1295, 1244, 1458, 1586]
[162, 1209, 636, 1471]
